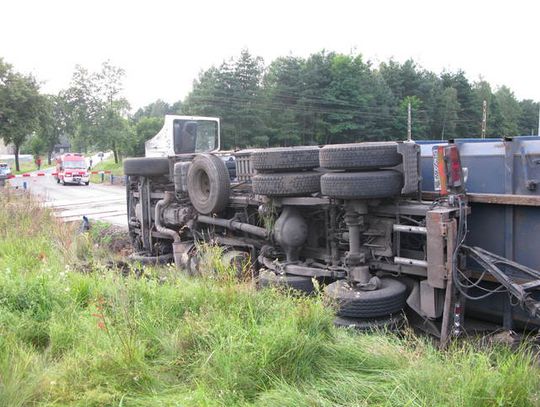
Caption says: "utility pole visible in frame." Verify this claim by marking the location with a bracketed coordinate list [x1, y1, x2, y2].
[538, 104, 540, 136]
[407, 101, 412, 141]
[481, 100, 487, 139]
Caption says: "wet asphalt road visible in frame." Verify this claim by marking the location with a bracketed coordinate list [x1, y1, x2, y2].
[7, 169, 127, 227]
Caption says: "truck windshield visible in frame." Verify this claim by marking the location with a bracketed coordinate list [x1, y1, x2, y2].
[64, 161, 86, 169]
[173, 119, 218, 154]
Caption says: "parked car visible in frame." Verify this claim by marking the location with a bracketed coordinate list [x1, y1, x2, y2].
[0, 163, 11, 187]
[0, 163, 11, 177]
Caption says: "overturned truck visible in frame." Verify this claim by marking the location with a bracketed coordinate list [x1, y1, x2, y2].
[125, 115, 540, 343]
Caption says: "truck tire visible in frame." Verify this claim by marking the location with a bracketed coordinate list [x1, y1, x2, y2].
[252, 171, 321, 196]
[258, 270, 314, 294]
[325, 278, 407, 318]
[251, 147, 320, 172]
[320, 142, 401, 170]
[320, 170, 403, 199]
[187, 154, 230, 214]
[124, 157, 170, 176]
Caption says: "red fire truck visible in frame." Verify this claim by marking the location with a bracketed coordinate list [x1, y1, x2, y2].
[54, 153, 90, 186]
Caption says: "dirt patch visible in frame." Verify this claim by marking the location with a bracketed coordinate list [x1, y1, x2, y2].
[88, 220, 132, 255]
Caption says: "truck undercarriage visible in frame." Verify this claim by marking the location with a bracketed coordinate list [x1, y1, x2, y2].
[124, 116, 540, 344]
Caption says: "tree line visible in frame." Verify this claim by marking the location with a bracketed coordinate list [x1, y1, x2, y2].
[1, 50, 538, 170]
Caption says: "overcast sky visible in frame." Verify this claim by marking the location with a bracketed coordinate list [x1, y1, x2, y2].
[1, 0, 538, 110]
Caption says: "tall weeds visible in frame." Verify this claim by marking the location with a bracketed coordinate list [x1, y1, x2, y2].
[0, 192, 538, 406]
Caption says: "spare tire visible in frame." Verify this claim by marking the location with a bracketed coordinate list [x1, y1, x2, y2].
[325, 278, 407, 318]
[187, 154, 230, 214]
[321, 170, 403, 199]
[258, 270, 314, 294]
[320, 142, 401, 170]
[252, 171, 321, 196]
[251, 147, 320, 172]
[124, 157, 170, 176]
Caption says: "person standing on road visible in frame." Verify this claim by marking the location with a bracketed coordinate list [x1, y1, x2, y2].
[89, 158, 93, 169]
[35, 156, 42, 170]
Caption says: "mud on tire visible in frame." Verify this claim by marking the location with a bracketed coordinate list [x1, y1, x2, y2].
[320, 142, 401, 170]
[251, 146, 320, 172]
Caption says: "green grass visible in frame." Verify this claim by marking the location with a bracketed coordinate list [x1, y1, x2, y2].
[2, 159, 53, 175]
[89, 158, 124, 184]
[0, 192, 539, 406]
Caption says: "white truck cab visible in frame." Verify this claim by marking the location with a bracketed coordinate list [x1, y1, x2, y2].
[145, 115, 221, 157]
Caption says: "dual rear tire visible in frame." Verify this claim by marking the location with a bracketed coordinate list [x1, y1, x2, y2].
[250, 142, 403, 199]
[251, 147, 321, 197]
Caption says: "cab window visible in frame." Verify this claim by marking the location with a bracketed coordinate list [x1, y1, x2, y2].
[173, 119, 218, 154]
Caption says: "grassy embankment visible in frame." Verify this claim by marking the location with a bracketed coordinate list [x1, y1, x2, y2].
[0, 191, 539, 406]
[2, 160, 53, 175]
[89, 157, 124, 184]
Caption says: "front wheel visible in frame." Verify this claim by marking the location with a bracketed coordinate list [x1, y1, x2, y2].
[84, 181, 90, 186]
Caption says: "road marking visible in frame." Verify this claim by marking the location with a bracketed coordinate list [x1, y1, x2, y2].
[55, 206, 125, 217]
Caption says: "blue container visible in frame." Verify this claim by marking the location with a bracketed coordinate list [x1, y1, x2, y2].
[419, 136, 540, 327]
[419, 136, 540, 270]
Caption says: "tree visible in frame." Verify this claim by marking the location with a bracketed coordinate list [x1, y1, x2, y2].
[518, 99, 539, 135]
[63, 61, 130, 162]
[472, 80, 494, 137]
[493, 86, 521, 137]
[263, 56, 306, 145]
[128, 116, 164, 156]
[25, 133, 46, 158]
[379, 59, 438, 138]
[63, 65, 101, 152]
[36, 94, 71, 164]
[178, 50, 538, 147]
[300, 51, 334, 144]
[183, 50, 266, 149]
[394, 96, 428, 139]
[436, 87, 460, 139]
[441, 71, 479, 137]
[0, 58, 45, 171]
[132, 99, 181, 121]
[94, 62, 130, 163]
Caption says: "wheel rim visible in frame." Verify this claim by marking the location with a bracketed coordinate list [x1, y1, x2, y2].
[195, 169, 211, 203]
